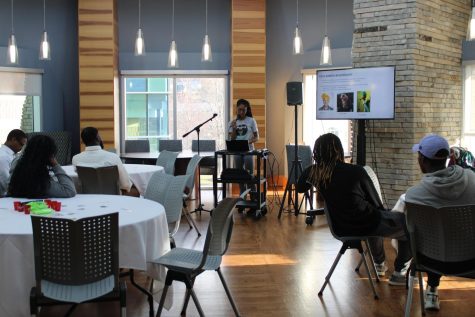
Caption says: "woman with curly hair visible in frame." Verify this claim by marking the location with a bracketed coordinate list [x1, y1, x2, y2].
[297, 133, 411, 285]
[8, 134, 76, 198]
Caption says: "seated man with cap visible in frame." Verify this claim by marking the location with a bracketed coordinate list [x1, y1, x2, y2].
[72, 127, 135, 195]
[401, 134, 475, 311]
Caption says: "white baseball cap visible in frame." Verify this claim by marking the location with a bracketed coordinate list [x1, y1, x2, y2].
[412, 134, 449, 160]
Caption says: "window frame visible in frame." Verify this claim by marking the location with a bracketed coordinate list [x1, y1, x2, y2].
[120, 70, 229, 153]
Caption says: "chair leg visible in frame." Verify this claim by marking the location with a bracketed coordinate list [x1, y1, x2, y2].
[182, 209, 193, 229]
[156, 284, 170, 317]
[120, 281, 127, 317]
[183, 208, 202, 237]
[404, 272, 417, 317]
[318, 244, 346, 296]
[217, 268, 241, 317]
[189, 288, 205, 317]
[129, 269, 154, 317]
[418, 271, 425, 316]
[363, 240, 380, 282]
[181, 277, 196, 315]
[360, 250, 379, 299]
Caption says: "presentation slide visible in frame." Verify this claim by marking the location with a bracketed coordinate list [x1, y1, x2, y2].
[316, 66, 395, 120]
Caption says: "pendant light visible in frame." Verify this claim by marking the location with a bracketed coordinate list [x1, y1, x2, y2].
[168, 0, 179, 68]
[468, 0, 475, 41]
[293, 0, 303, 55]
[135, 0, 145, 55]
[8, 0, 18, 65]
[320, 0, 332, 65]
[201, 0, 212, 62]
[39, 0, 51, 60]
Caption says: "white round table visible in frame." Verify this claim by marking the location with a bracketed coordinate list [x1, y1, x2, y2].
[0, 194, 170, 317]
[63, 164, 164, 195]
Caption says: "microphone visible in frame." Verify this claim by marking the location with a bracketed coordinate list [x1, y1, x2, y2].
[213, 113, 218, 117]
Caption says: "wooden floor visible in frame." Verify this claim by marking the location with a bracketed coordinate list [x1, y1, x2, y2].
[40, 191, 475, 317]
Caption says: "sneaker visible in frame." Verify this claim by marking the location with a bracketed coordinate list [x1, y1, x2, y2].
[389, 271, 419, 286]
[374, 262, 388, 277]
[424, 287, 440, 311]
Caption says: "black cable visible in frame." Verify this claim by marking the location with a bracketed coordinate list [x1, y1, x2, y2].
[367, 120, 388, 209]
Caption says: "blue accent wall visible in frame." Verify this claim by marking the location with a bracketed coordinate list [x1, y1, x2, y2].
[0, 0, 79, 151]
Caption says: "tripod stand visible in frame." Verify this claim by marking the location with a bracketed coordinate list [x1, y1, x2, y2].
[277, 103, 313, 219]
[182, 113, 217, 214]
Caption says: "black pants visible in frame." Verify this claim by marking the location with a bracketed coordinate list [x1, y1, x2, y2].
[367, 210, 412, 272]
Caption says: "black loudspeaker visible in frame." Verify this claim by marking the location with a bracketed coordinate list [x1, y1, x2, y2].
[286, 81, 303, 105]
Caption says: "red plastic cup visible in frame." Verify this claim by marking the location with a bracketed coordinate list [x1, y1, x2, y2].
[13, 201, 21, 211]
[53, 201, 62, 212]
[24, 205, 31, 215]
[44, 199, 52, 207]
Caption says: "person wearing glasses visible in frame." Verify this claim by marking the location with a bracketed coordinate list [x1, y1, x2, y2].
[0, 129, 27, 197]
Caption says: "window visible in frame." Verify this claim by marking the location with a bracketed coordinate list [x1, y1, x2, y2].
[0, 68, 42, 141]
[303, 71, 352, 155]
[463, 62, 475, 150]
[121, 73, 228, 152]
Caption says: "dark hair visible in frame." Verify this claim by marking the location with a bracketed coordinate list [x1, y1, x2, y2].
[6, 129, 27, 142]
[237, 99, 253, 118]
[8, 135, 58, 198]
[81, 127, 99, 146]
[421, 149, 449, 170]
[309, 133, 344, 191]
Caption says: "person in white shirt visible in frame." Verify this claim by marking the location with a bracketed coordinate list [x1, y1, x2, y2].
[0, 129, 27, 197]
[228, 99, 259, 195]
[72, 127, 133, 195]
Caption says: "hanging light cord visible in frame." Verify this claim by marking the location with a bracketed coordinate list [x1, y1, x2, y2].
[11, 0, 14, 33]
[324, 0, 328, 36]
[296, 0, 299, 27]
[172, 0, 175, 40]
[43, 0, 46, 31]
[205, 0, 208, 34]
[138, 0, 141, 29]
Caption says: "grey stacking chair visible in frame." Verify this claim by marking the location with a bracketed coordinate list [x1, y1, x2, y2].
[363, 165, 383, 202]
[125, 139, 150, 153]
[152, 197, 242, 317]
[27, 131, 71, 165]
[159, 139, 183, 152]
[144, 172, 189, 248]
[318, 203, 380, 299]
[76, 165, 120, 195]
[404, 203, 475, 317]
[182, 155, 203, 236]
[156, 150, 179, 175]
[30, 213, 126, 317]
[285, 144, 314, 209]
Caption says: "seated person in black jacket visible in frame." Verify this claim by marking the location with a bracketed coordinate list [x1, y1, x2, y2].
[297, 133, 411, 285]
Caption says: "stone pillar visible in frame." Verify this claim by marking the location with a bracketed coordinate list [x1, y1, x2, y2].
[352, 0, 471, 205]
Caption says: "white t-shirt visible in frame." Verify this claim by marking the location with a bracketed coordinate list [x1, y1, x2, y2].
[228, 116, 258, 150]
[0, 145, 15, 196]
[72, 146, 132, 191]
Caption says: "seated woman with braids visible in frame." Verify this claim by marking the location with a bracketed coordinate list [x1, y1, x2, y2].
[297, 133, 411, 285]
[8, 134, 76, 198]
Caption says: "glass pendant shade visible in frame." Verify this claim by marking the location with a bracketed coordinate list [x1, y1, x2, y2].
[320, 35, 332, 65]
[201, 35, 212, 62]
[168, 40, 178, 68]
[468, 6, 475, 41]
[39, 31, 50, 60]
[135, 28, 145, 56]
[293, 26, 303, 55]
[8, 34, 18, 64]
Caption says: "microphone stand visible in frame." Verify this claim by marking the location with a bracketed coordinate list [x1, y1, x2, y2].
[182, 114, 217, 214]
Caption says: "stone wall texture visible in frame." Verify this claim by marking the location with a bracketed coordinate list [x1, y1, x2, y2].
[352, 0, 471, 206]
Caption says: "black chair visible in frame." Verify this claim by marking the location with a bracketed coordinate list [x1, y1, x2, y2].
[27, 131, 72, 165]
[192, 139, 216, 176]
[76, 165, 120, 195]
[285, 144, 314, 210]
[125, 139, 150, 153]
[318, 204, 380, 299]
[158, 139, 183, 152]
[30, 213, 126, 316]
[404, 203, 475, 317]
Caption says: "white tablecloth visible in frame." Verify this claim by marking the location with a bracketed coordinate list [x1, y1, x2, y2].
[63, 164, 164, 195]
[0, 194, 170, 317]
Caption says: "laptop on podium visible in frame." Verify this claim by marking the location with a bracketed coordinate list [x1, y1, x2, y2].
[226, 140, 250, 152]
